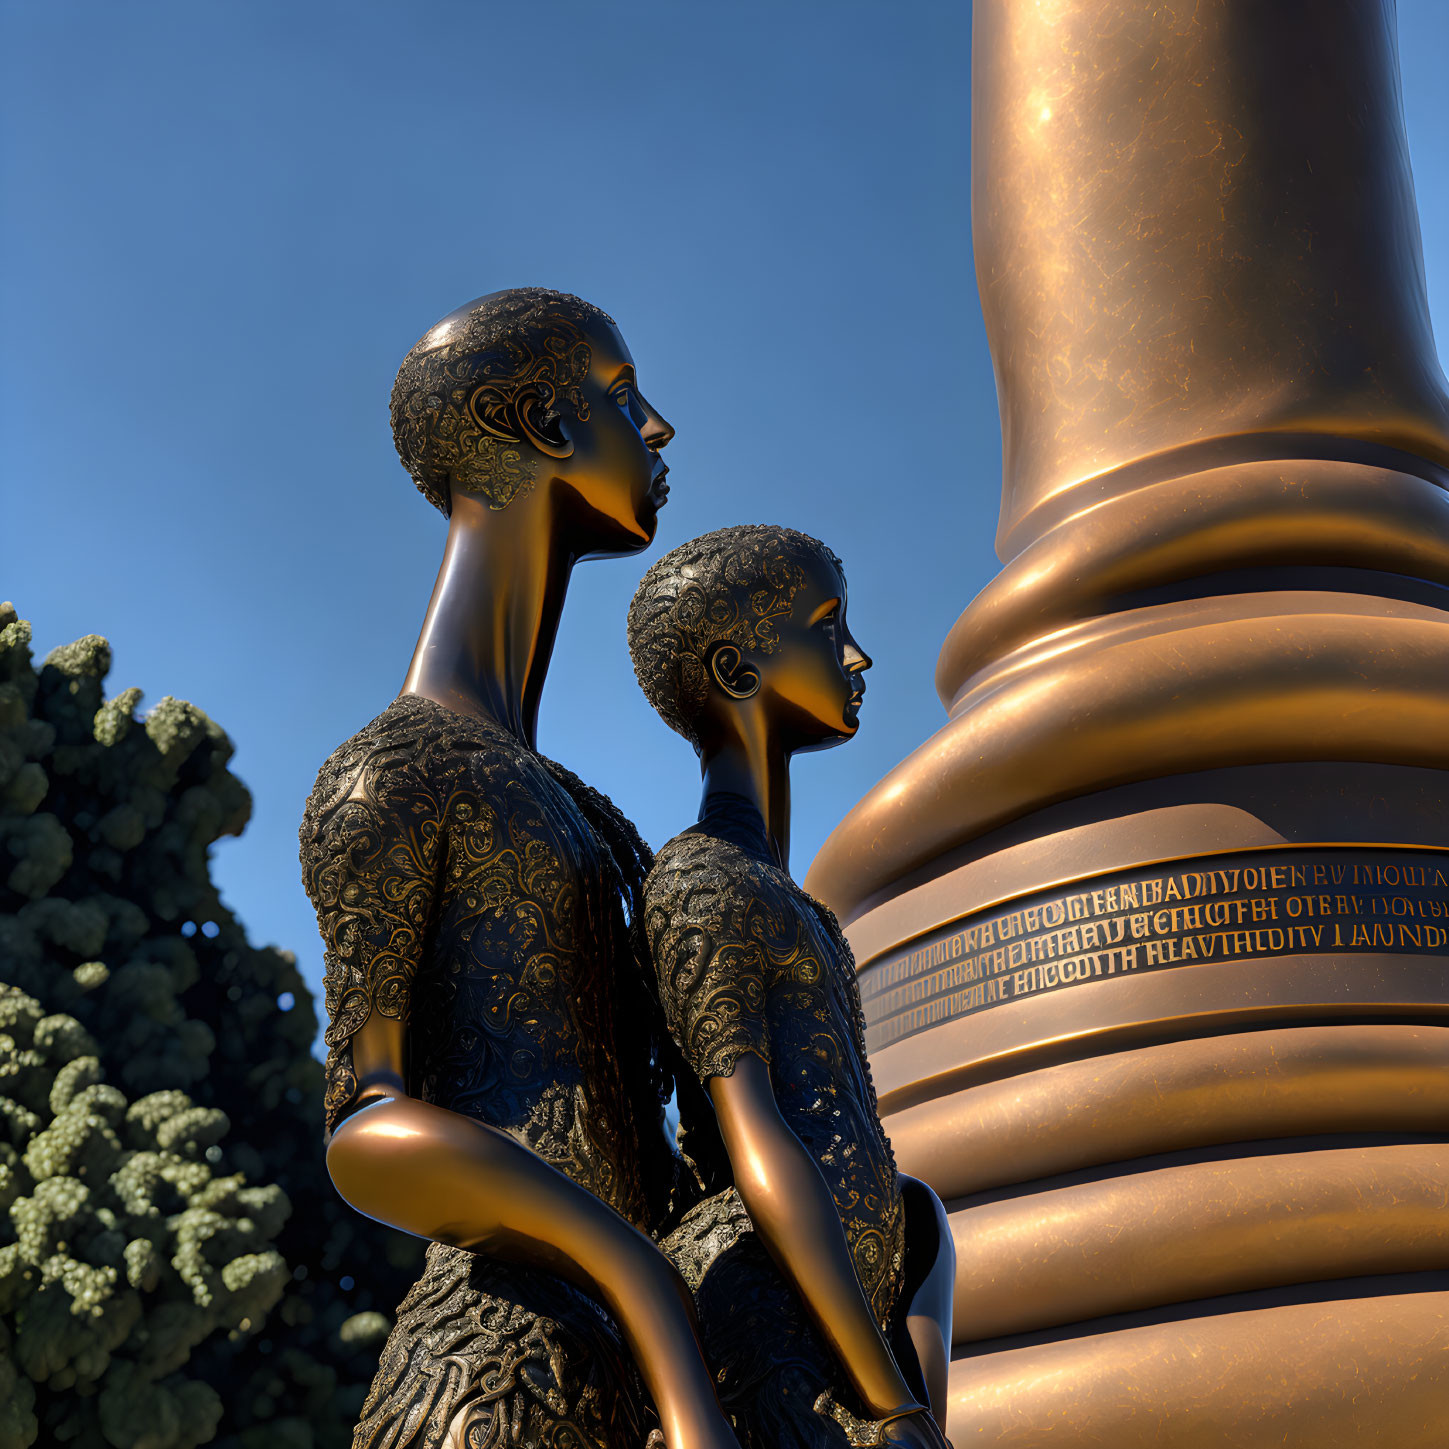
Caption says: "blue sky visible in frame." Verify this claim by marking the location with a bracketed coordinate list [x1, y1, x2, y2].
[3, 3, 1447, 1043]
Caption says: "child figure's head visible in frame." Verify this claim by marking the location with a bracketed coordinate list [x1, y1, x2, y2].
[628, 524, 871, 756]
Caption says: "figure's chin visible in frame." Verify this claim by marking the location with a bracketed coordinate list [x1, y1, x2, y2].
[575, 510, 657, 561]
[616, 495, 660, 548]
[634, 505, 661, 546]
[797, 721, 857, 755]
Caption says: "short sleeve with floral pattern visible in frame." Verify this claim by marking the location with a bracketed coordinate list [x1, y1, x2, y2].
[300, 709, 444, 1133]
[644, 830, 814, 1086]
[645, 818, 906, 1334]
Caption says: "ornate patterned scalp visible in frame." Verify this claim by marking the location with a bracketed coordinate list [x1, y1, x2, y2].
[626, 524, 844, 746]
[390, 288, 614, 516]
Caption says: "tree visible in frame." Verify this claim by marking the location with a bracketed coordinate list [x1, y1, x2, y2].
[0, 604, 422, 1449]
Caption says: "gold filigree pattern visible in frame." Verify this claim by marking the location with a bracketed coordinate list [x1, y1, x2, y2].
[661, 1183, 916, 1449]
[390, 289, 610, 515]
[645, 829, 902, 1323]
[648, 828, 908, 1449]
[300, 694, 679, 1445]
[354, 1242, 650, 1449]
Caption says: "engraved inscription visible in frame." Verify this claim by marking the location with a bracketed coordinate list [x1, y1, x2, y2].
[860, 848, 1449, 1052]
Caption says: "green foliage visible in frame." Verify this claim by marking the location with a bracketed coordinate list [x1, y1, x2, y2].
[0, 605, 421, 1448]
[0, 982, 286, 1448]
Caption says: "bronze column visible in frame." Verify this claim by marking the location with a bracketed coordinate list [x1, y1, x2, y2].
[807, 3, 1449, 1443]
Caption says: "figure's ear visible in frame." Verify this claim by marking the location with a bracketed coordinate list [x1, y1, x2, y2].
[467, 382, 524, 441]
[708, 642, 761, 701]
[467, 382, 575, 459]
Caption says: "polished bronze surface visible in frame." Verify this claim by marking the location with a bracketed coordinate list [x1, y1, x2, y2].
[974, 0, 1449, 560]
[806, 0, 1449, 921]
[841, 762, 1449, 970]
[864, 845, 1449, 1052]
[948, 1294, 1449, 1448]
[809, 595, 1449, 917]
[629, 527, 953, 1447]
[301, 290, 750, 1449]
[935, 460, 1449, 709]
[805, 4, 1449, 1442]
[886, 1024, 1449, 1200]
[869, 953, 1449, 1115]
[948, 1142, 1449, 1342]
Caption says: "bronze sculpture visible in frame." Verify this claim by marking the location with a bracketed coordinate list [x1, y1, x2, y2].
[807, 3, 1449, 1444]
[299, 290, 741, 1449]
[628, 527, 955, 1449]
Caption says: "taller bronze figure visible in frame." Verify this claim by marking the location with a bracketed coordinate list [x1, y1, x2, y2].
[299, 290, 739, 1449]
[808, 5, 1449, 1445]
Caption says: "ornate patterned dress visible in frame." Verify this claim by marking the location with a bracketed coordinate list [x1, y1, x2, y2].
[647, 798, 916, 1449]
[300, 695, 679, 1449]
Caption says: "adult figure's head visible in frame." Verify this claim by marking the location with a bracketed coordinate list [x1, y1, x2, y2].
[397, 288, 676, 742]
[392, 287, 674, 560]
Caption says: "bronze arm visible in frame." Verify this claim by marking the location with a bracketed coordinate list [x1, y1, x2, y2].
[708, 1052, 942, 1437]
[326, 1014, 739, 1449]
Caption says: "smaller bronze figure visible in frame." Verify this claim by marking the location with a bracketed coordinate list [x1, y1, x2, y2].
[300, 290, 741, 1449]
[627, 527, 955, 1449]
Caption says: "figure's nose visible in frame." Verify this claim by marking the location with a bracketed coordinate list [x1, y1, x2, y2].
[639, 391, 675, 451]
[844, 637, 872, 674]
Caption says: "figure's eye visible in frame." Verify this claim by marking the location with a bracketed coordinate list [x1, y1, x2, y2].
[817, 610, 847, 658]
[612, 385, 632, 411]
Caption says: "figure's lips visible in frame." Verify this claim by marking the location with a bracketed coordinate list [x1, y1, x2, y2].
[648, 463, 670, 507]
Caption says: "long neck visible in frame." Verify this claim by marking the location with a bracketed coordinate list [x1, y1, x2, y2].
[401, 497, 573, 748]
[698, 711, 793, 871]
